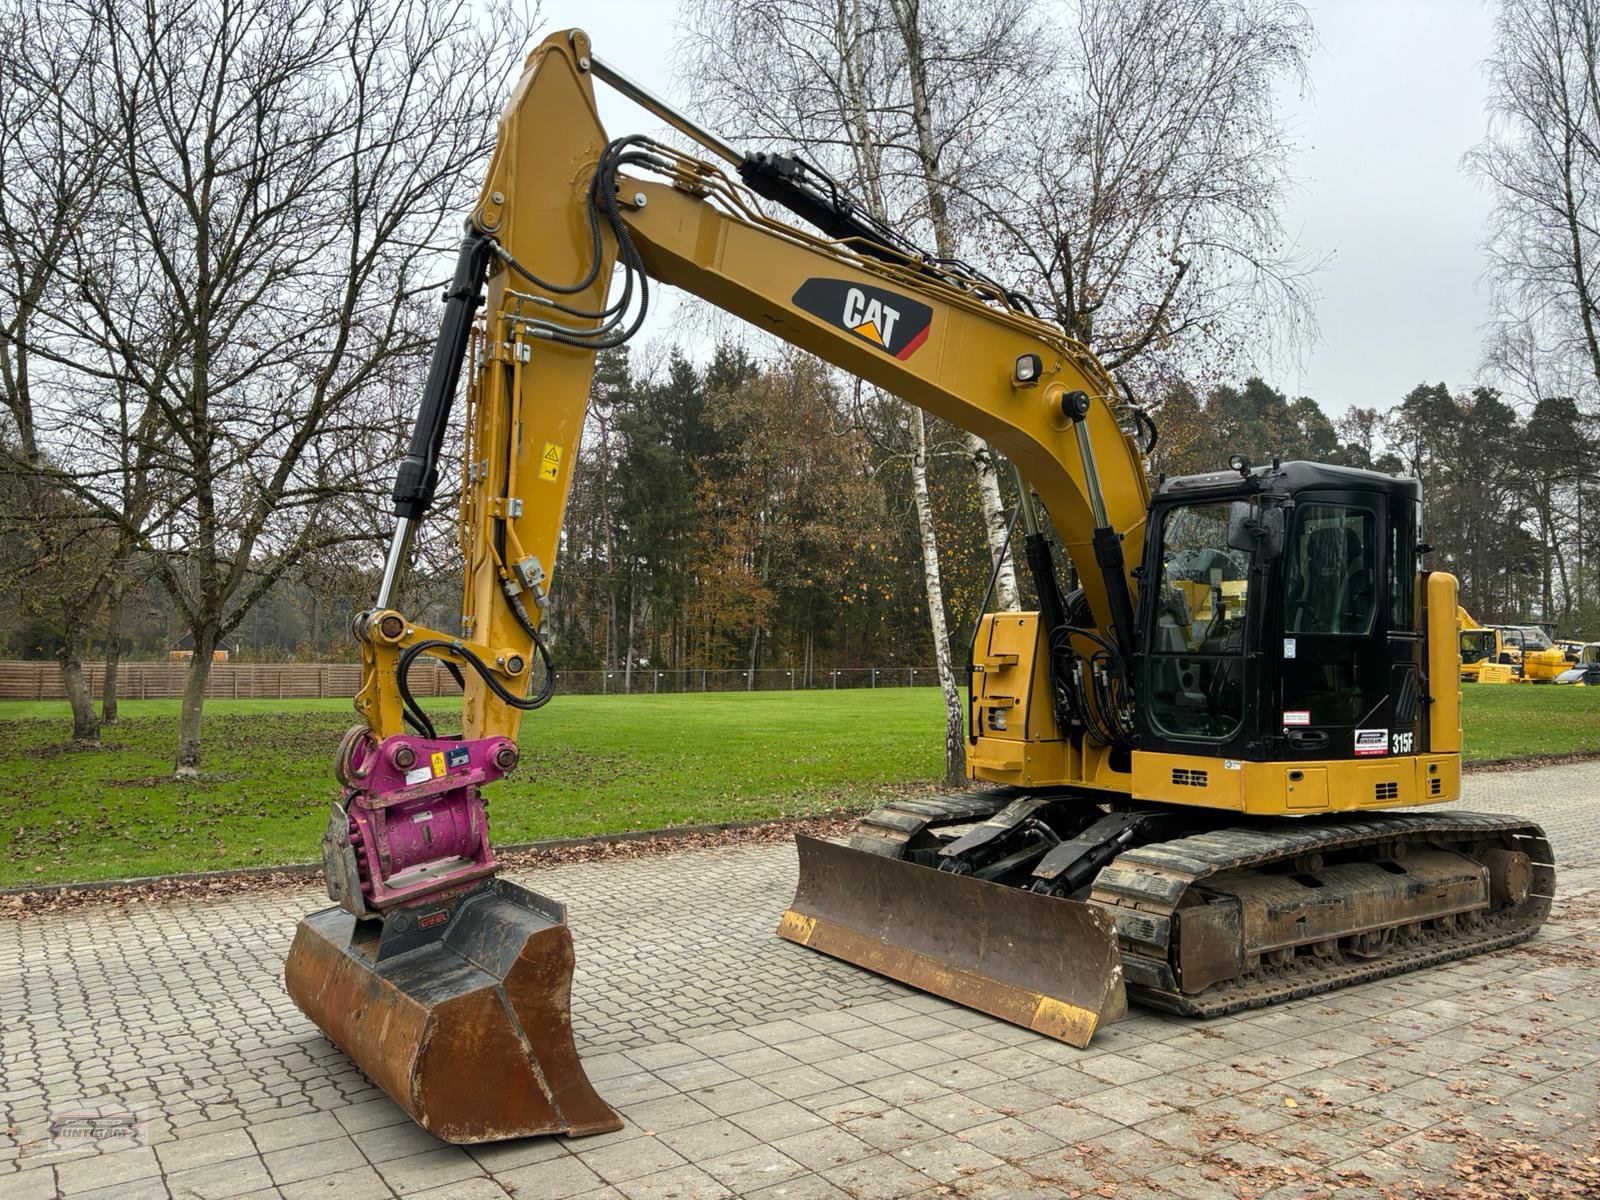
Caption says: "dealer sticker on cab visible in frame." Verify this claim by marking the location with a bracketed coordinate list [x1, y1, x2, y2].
[1283, 710, 1311, 726]
[1354, 728, 1389, 756]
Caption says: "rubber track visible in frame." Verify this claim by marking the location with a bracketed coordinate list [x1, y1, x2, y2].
[1089, 811, 1556, 1015]
[847, 789, 1016, 857]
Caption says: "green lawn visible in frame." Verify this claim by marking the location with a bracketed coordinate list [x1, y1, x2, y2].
[1453, 682, 1600, 761]
[0, 691, 947, 886]
[1, 684, 1597, 887]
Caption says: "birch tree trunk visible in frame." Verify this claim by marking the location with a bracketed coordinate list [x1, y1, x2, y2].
[910, 409, 965, 783]
[889, 0, 1020, 611]
[831, 0, 969, 772]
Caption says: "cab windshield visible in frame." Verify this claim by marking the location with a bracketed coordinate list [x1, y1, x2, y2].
[1460, 629, 1497, 665]
[1500, 626, 1554, 651]
[1146, 502, 1252, 740]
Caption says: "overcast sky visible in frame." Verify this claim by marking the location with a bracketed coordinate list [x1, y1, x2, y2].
[531, 0, 1501, 416]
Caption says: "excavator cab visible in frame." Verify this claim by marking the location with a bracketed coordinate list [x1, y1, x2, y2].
[1137, 461, 1425, 764]
[1460, 629, 1498, 666]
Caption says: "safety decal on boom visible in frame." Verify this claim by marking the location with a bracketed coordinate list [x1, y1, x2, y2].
[540, 442, 562, 482]
[792, 278, 933, 360]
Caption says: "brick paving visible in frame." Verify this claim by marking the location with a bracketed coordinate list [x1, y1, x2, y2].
[2, 763, 1597, 1199]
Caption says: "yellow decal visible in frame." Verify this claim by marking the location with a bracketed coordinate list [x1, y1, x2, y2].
[430, 750, 446, 777]
[776, 910, 817, 944]
[539, 442, 562, 482]
[1029, 994, 1097, 1045]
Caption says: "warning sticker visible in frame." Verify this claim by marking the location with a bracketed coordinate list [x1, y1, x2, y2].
[430, 750, 447, 777]
[1354, 728, 1389, 756]
[446, 745, 471, 769]
[539, 441, 562, 482]
[1283, 710, 1311, 727]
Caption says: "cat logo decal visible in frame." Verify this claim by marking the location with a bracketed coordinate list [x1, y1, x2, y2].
[792, 278, 932, 360]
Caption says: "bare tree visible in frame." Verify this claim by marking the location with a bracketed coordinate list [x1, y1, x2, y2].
[683, 0, 1067, 778]
[19, 0, 531, 774]
[967, 0, 1317, 384]
[1471, 0, 1600, 402]
[0, 0, 126, 739]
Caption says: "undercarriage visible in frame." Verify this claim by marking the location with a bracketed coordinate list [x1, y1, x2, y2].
[789, 790, 1553, 1021]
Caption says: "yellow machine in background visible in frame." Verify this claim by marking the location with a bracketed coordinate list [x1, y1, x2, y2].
[283, 30, 1556, 1144]
[1492, 624, 1569, 682]
[1459, 607, 1514, 684]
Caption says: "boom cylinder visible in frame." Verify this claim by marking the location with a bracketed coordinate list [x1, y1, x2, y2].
[1062, 391, 1138, 670]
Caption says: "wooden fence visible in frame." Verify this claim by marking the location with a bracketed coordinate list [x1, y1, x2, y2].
[0, 660, 464, 701]
[0, 661, 944, 700]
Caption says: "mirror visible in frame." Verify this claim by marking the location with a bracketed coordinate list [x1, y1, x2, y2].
[1225, 499, 1286, 560]
[1226, 500, 1256, 554]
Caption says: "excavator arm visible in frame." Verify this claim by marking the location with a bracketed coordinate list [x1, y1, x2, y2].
[352, 29, 1151, 753]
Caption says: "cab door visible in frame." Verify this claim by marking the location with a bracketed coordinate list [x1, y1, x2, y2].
[1276, 491, 1396, 760]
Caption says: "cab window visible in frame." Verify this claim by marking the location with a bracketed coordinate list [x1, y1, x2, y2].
[1283, 503, 1377, 636]
[1389, 500, 1418, 629]
[1146, 502, 1251, 741]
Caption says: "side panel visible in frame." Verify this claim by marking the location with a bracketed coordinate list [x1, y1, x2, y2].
[967, 611, 1075, 785]
[1424, 572, 1463, 754]
[1131, 750, 1459, 815]
[965, 612, 1128, 795]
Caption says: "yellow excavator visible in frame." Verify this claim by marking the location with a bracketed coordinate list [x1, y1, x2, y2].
[1490, 624, 1570, 683]
[1459, 607, 1514, 684]
[284, 31, 1555, 1143]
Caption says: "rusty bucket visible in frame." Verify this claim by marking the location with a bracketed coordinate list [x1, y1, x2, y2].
[285, 878, 621, 1143]
[778, 835, 1127, 1047]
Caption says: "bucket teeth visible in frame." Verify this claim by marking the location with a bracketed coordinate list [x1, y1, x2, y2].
[286, 879, 620, 1143]
[779, 835, 1126, 1047]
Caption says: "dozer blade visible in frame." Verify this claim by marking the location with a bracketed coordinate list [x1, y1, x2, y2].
[285, 878, 621, 1143]
[779, 835, 1127, 1047]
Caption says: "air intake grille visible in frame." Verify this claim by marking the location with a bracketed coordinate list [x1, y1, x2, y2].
[1429, 778, 1443, 796]
[1171, 768, 1209, 788]
[1375, 781, 1400, 801]
[1395, 666, 1420, 724]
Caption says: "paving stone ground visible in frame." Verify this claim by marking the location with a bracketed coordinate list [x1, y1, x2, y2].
[2, 763, 1598, 1199]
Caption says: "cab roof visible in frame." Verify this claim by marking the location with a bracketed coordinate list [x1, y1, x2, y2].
[1157, 459, 1422, 503]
